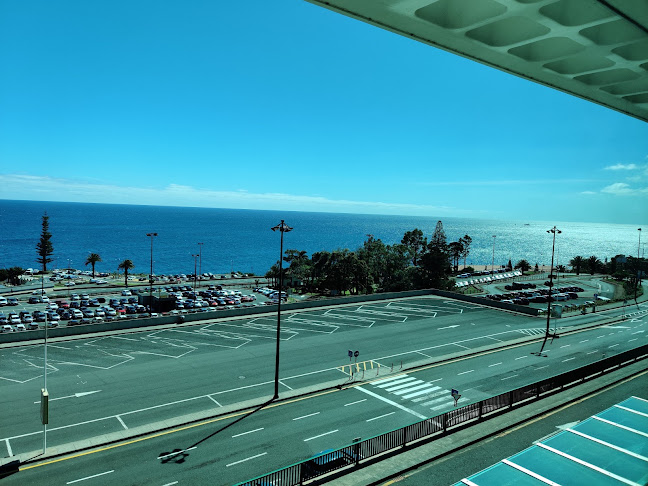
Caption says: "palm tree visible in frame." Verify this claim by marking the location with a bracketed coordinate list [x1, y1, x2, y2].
[587, 255, 601, 275]
[514, 259, 531, 273]
[118, 259, 134, 287]
[569, 256, 584, 275]
[85, 253, 102, 278]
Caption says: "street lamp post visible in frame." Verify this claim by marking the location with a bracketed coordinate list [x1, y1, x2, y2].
[534, 226, 561, 356]
[271, 220, 293, 400]
[146, 233, 158, 316]
[192, 254, 199, 295]
[198, 243, 203, 288]
[491, 235, 496, 276]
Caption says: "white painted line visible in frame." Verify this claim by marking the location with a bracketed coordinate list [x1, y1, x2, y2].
[113, 336, 139, 341]
[5, 438, 12, 457]
[562, 358, 576, 362]
[536, 365, 549, 370]
[157, 447, 196, 460]
[49, 344, 73, 350]
[161, 482, 179, 486]
[207, 395, 222, 406]
[344, 399, 367, 407]
[293, 412, 320, 421]
[366, 412, 395, 422]
[116, 416, 128, 430]
[597, 335, 605, 339]
[453, 343, 470, 350]
[587, 351, 599, 355]
[560, 345, 571, 348]
[232, 428, 264, 438]
[609, 344, 619, 348]
[371, 374, 408, 385]
[419, 394, 451, 407]
[376, 377, 416, 388]
[393, 383, 438, 396]
[437, 325, 460, 330]
[279, 380, 293, 390]
[514, 356, 528, 360]
[402, 386, 443, 400]
[580, 340, 589, 343]
[304, 430, 339, 442]
[226, 452, 268, 467]
[501, 375, 519, 381]
[66, 470, 114, 484]
[488, 362, 502, 367]
[385, 380, 424, 392]
[457, 370, 474, 375]
[355, 387, 427, 419]
[629, 338, 638, 342]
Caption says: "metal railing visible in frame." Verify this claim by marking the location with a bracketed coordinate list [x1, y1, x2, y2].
[238, 343, 648, 486]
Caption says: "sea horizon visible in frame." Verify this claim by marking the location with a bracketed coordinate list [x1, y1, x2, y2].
[1, 199, 645, 276]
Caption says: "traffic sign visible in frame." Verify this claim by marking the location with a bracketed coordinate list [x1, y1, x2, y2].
[354, 350, 359, 358]
[348, 350, 353, 358]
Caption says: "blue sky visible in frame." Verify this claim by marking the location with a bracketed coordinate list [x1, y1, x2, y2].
[1, 0, 647, 224]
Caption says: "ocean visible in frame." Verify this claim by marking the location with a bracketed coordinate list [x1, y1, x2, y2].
[0, 199, 643, 276]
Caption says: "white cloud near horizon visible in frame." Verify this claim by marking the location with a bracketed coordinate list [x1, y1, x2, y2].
[600, 182, 648, 196]
[604, 163, 638, 171]
[0, 173, 476, 216]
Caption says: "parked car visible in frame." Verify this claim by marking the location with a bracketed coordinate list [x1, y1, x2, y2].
[14, 323, 27, 332]
[2, 324, 14, 333]
[6, 298, 19, 306]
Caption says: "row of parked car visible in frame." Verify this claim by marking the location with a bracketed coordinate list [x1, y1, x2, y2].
[485, 285, 585, 305]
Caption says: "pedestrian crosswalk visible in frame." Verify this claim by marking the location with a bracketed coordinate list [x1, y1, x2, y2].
[370, 373, 467, 413]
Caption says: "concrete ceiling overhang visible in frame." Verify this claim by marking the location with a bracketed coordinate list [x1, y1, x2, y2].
[305, 0, 648, 123]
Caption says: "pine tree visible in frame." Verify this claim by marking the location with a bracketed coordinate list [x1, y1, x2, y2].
[36, 212, 54, 272]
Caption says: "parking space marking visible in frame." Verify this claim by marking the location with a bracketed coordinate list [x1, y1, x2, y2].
[5, 438, 12, 457]
[116, 416, 128, 430]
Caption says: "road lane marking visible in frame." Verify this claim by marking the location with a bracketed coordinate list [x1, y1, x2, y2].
[562, 358, 575, 362]
[355, 387, 426, 419]
[597, 335, 605, 338]
[457, 370, 474, 375]
[560, 345, 570, 348]
[629, 339, 638, 342]
[66, 470, 114, 484]
[437, 325, 460, 330]
[394, 383, 437, 396]
[157, 447, 196, 460]
[293, 412, 320, 421]
[279, 380, 293, 390]
[608, 344, 619, 348]
[161, 482, 178, 486]
[366, 412, 395, 422]
[385, 380, 424, 392]
[371, 374, 408, 385]
[232, 428, 264, 438]
[514, 356, 527, 360]
[402, 386, 443, 400]
[116, 416, 128, 430]
[344, 399, 367, 407]
[536, 365, 549, 370]
[226, 452, 267, 467]
[453, 343, 470, 349]
[501, 375, 519, 381]
[304, 430, 338, 442]
[376, 377, 417, 388]
[489, 362, 502, 367]
[207, 395, 222, 406]
[587, 350, 599, 355]
[580, 340, 589, 343]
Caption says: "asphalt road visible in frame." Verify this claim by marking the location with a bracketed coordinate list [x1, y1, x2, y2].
[1, 304, 646, 485]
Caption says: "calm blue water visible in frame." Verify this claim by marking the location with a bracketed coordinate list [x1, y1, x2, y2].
[0, 199, 643, 276]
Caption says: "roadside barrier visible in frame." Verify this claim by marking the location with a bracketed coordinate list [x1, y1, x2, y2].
[237, 343, 648, 486]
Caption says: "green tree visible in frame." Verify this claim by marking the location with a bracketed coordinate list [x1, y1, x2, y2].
[417, 221, 452, 289]
[118, 259, 134, 287]
[448, 241, 464, 272]
[85, 253, 102, 278]
[506, 259, 512, 271]
[401, 229, 427, 266]
[587, 255, 601, 275]
[0, 267, 25, 286]
[569, 256, 584, 275]
[460, 235, 472, 269]
[36, 212, 54, 272]
[514, 259, 531, 273]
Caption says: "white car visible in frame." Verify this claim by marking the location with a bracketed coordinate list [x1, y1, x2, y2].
[41, 296, 50, 303]
[121, 290, 132, 296]
[65, 281, 76, 287]
[2, 324, 14, 332]
[0, 296, 7, 306]
[8, 315, 21, 325]
[70, 293, 80, 300]
[31, 289, 47, 295]
[14, 324, 27, 332]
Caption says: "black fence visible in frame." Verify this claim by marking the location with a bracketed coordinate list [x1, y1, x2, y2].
[237, 343, 648, 486]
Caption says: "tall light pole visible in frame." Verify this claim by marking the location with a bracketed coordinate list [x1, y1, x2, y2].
[271, 220, 293, 400]
[192, 254, 199, 295]
[491, 235, 496, 276]
[146, 233, 158, 316]
[534, 226, 561, 356]
[198, 243, 203, 288]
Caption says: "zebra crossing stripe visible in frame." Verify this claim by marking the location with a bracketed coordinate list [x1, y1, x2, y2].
[372, 374, 409, 385]
[376, 377, 417, 388]
[384, 380, 425, 392]
[419, 395, 451, 407]
[412, 389, 446, 403]
[393, 383, 439, 396]
[402, 386, 446, 400]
